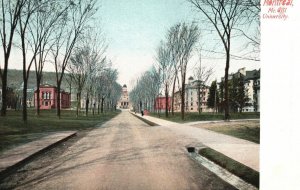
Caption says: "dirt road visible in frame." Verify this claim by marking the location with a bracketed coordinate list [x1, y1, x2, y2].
[3, 111, 236, 190]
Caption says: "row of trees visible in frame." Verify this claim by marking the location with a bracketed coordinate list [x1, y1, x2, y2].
[207, 75, 251, 113]
[130, 22, 201, 120]
[67, 28, 122, 117]
[130, 0, 260, 120]
[129, 67, 160, 113]
[0, 0, 121, 121]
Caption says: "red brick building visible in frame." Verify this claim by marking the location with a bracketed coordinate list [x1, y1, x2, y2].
[34, 84, 71, 110]
[155, 97, 171, 111]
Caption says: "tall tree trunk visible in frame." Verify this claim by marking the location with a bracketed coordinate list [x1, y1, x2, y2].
[171, 76, 176, 116]
[1, 63, 8, 116]
[97, 95, 100, 114]
[224, 43, 230, 120]
[165, 84, 169, 118]
[85, 92, 89, 116]
[57, 83, 61, 119]
[101, 97, 104, 113]
[198, 85, 202, 114]
[92, 103, 95, 115]
[76, 92, 81, 118]
[22, 78, 28, 122]
[181, 66, 186, 120]
[35, 76, 42, 116]
[21, 33, 28, 122]
[36, 85, 40, 116]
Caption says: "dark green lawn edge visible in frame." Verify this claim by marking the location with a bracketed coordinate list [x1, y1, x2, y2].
[198, 147, 259, 188]
[149, 112, 260, 123]
[203, 126, 260, 144]
[0, 110, 121, 153]
[130, 112, 159, 126]
[0, 132, 76, 182]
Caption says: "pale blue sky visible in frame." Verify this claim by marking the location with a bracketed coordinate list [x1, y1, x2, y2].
[7, 0, 260, 90]
[99, 0, 195, 88]
[98, 0, 260, 89]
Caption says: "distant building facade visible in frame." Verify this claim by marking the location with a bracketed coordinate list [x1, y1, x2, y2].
[173, 77, 212, 113]
[239, 68, 260, 112]
[154, 96, 171, 112]
[117, 84, 130, 109]
[34, 84, 71, 110]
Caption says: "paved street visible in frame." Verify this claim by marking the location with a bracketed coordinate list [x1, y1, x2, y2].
[4, 111, 236, 190]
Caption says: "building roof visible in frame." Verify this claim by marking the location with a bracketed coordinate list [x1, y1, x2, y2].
[188, 76, 194, 80]
[40, 84, 57, 88]
[221, 68, 260, 82]
[245, 69, 260, 81]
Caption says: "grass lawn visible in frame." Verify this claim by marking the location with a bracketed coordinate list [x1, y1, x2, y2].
[199, 147, 259, 188]
[149, 112, 260, 123]
[194, 120, 260, 143]
[0, 109, 120, 153]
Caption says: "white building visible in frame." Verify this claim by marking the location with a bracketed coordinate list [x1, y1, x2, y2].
[174, 77, 212, 113]
[232, 68, 260, 112]
[117, 84, 130, 109]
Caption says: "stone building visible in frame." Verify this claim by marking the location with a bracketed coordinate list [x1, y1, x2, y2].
[173, 77, 212, 113]
[117, 84, 130, 109]
[221, 67, 260, 112]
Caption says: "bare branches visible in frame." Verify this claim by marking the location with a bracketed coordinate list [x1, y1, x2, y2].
[187, 0, 250, 120]
[51, 0, 97, 118]
[0, 0, 26, 116]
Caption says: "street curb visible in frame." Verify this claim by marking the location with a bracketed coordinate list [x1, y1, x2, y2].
[0, 132, 77, 182]
[187, 146, 258, 190]
[130, 112, 160, 126]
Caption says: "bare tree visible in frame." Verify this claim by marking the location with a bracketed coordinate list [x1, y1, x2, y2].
[0, 0, 26, 116]
[30, 0, 69, 116]
[156, 41, 173, 117]
[51, 0, 97, 118]
[68, 29, 107, 117]
[18, 0, 40, 121]
[129, 67, 160, 114]
[18, 0, 67, 121]
[176, 22, 200, 120]
[96, 68, 118, 114]
[188, 0, 245, 120]
[167, 24, 181, 116]
[193, 48, 213, 114]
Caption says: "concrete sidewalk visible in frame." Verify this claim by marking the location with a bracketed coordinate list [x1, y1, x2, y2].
[133, 112, 259, 172]
[0, 131, 76, 178]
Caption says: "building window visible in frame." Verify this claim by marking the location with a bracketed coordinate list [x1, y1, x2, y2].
[45, 101, 48, 106]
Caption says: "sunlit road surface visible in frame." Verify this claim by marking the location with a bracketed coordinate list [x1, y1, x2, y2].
[12, 111, 236, 190]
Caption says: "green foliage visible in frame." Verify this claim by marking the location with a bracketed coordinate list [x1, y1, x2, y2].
[202, 121, 260, 143]
[222, 74, 250, 113]
[207, 80, 219, 109]
[199, 148, 259, 188]
[0, 110, 120, 153]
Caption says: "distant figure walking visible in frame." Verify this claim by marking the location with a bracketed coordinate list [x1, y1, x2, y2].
[141, 110, 144, 116]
